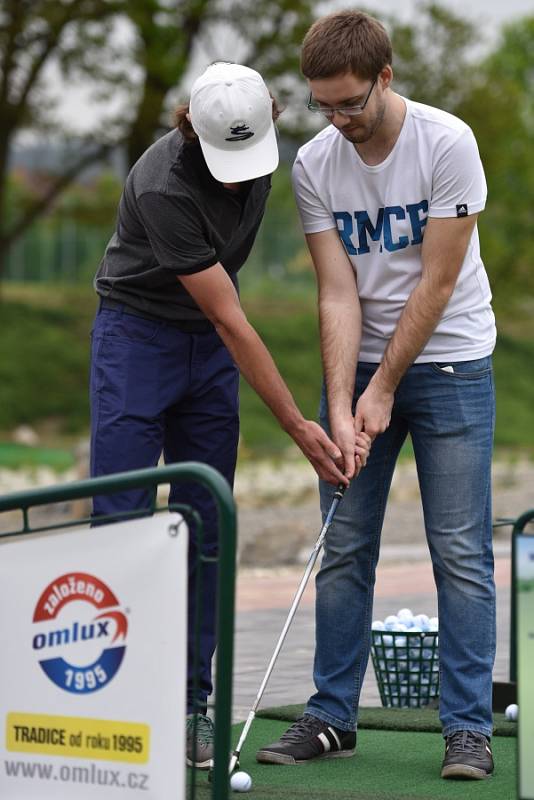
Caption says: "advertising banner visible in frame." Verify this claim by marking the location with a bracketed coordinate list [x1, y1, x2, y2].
[0, 513, 188, 799]
[517, 533, 534, 800]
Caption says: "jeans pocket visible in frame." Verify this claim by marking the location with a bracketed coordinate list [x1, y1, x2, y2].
[90, 334, 107, 394]
[103, 310, 162, 344]
[430, 357, 492, 380]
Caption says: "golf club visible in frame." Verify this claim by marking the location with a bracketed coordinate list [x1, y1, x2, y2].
[228, 481, 348, 775]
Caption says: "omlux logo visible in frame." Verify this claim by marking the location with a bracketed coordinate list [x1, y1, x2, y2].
[32, 573, 128, 694]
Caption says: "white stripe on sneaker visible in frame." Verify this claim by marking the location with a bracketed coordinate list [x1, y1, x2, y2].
[317, 732, 331, 753]
[328, 727, 342, 750]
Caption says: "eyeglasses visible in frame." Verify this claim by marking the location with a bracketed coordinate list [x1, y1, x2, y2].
[307, 79, 377, 119]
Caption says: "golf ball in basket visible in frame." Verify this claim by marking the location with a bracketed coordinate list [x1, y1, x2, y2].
[413, 614, 430, 630]
[505, 703, 518, 721]
[231, 771, 252, 792]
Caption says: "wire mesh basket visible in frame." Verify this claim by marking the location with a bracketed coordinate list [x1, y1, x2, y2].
[370, 630, 439, 708]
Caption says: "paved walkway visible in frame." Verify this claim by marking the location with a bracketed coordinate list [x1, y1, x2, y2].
[232, 550, 512, 722]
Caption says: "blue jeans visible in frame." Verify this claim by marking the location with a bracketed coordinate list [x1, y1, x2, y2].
[307, 357, 496, 738]
[90, 302, 239, 713]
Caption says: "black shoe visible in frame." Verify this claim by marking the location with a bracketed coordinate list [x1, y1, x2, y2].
[441, 730, 494, 779]
[256, 714, 356, 765]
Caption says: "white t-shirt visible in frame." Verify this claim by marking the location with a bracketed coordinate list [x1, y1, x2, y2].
[292, 97, 496, 363]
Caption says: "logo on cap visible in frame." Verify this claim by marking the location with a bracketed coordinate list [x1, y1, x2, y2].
[226, 122, 254, 142]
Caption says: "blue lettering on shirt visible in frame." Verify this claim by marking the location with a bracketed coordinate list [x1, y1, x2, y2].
[406, 200, 428, 245]
[355, 209, 384, 254]
[333, 211, 357, 254]
[333, 201, 429, 255]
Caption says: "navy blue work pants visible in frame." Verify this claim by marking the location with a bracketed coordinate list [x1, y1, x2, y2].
[90, 303, 239, 713]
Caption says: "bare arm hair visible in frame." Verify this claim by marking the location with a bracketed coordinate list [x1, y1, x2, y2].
[177, 263, 348, 485]
[374, 214, 480, 392]
[306, 229, 363, 477]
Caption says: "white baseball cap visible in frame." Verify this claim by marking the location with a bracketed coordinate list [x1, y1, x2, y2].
[189, 62, 279, 183]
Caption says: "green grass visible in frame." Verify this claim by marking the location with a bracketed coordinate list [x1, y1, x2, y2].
[188, 719, 516, 799]
[257, 704, 518, 737]
[1, 282, 534, 464]
[240, 296, 322, 456]
[492, 334, 534, 448]
[0, 285, 98, 436]
[0, 442, 74, 470]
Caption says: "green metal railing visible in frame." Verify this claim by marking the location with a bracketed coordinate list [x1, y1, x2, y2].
[510, 509, 534, 684]
[0, 462, 237, 800]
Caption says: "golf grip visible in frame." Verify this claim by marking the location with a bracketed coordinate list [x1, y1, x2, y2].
[229, 482, 347, 774]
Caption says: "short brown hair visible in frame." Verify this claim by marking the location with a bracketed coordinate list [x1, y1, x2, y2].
[301, 10, 392, 81]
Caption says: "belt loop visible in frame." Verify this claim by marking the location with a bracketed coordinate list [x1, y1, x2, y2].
[100, 296, 125, 316]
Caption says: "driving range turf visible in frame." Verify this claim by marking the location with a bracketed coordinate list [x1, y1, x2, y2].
[187, 711, 516, 799]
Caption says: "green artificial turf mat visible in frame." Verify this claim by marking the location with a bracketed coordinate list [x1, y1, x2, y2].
[257, 705, 517, 737]
[187, 719, 516, 799]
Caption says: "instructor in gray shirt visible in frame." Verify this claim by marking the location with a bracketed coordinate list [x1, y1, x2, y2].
[90, 61, 371, 768]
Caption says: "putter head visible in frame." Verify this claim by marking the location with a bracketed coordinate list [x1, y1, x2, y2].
[229, 751, 240, 774]
[206, 757, 216, 782]
[207, 753, 239, 784]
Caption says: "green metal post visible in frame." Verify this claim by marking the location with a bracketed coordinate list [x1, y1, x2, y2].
[510, 510, 534, 684]
[0, 462, 237, 800]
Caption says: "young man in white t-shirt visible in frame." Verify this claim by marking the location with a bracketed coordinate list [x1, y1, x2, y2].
[257, 11, 496, 780]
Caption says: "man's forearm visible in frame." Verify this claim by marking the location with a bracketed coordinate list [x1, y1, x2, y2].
[214, 313, 305, 435]
[177, 261, 348, 484]
[320, 297, 361, 415]
[373, 275, 453, 392]
[371, 214, 477, 394]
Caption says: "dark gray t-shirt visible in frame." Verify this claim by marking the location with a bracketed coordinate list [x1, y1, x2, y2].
[94, 129, 271, 322]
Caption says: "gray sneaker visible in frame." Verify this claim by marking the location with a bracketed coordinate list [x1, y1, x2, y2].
[186, 713, 214, 769]
[441, 730, 494, 779]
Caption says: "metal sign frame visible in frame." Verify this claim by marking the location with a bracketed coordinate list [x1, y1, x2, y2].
[0, 463, 236, 800]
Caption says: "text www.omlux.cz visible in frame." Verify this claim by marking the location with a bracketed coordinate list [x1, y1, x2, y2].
[4, 759, 150, 790]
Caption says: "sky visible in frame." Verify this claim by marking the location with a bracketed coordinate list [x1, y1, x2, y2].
[361, 0, 534, 27]
[48, 0, 533, 134]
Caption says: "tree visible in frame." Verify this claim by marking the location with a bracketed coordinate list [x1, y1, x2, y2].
[0, 0, 319, 282]
[377, 4, 534, 304]
[456, 16, 534, 301]
[385, 1, 477, 113]
[3, 0, 527, 296]
[0, 0, 123, 279]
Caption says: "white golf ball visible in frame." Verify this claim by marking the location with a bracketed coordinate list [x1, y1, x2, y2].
[372, 620, 385, 630]
[505, 703, 518, 721]
[231, 771, 252, 792]
[413, 614, 430, 630]
[397, 608, 413, 621]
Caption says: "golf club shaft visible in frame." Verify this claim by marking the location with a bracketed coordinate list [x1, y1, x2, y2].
[229, 482, 347, 772]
